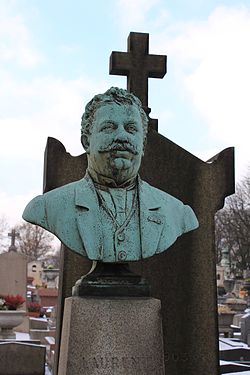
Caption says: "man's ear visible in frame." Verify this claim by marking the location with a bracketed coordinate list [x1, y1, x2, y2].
[81, 134, 90, 153]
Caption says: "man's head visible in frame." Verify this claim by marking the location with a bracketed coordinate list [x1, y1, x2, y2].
[81, 87, 148, 184]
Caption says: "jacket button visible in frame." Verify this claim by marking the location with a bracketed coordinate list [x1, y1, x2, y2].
[118, 251, 127, 261]
[117, 232, 125, 242]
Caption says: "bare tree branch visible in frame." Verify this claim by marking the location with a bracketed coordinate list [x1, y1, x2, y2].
[15, 222, 55, 261]
[215, 172, 250, 276]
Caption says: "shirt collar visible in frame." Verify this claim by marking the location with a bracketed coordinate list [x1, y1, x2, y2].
[87, 168, 137, 191]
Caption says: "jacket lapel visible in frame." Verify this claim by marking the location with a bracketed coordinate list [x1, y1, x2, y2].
[75, 177, 103, 260]
[138, 179, 165, 259]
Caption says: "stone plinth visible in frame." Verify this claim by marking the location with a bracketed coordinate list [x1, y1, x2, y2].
[58, 297, 165, 375]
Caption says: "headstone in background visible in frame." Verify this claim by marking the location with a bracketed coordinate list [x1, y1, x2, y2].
[241, 313, 250, 344]
[0, 342, 45, 375]
[0, 252, 27, 298]
[0, 228, 27, 299]
[29, 318, 48, 330]
[29, 318, 55, 349]
[37, 287, 58, 308]
[42, 32, 234, 375]
[220, 347, 250, 363]
[8, 229, 20, 251]
[220, 360, 250, 373]
[0, 231, 29, 333]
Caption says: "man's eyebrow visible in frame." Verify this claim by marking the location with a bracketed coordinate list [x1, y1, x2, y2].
[125, 121, 138, 126]
[100, 120, 116, 126]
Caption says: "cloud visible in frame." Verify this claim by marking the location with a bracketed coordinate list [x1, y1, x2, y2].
[0, 189, 37, 227]
[0, 2, 43, 67]
[114, 0, 169, 31]
[114, 2, 250, 180]
[0, 2, 114, 225]
[0, 62, 110, 225]
[151, 5, 250, 179]
[0, 74, 110, 161]
[182, 7, 250, 141]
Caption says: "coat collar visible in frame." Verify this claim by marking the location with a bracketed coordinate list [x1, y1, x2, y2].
[75, 175, 162, 210]
[75, 175, 99, 209]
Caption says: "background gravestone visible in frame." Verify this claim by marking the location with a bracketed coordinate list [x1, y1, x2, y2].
[241, 313, 250, 344]
[0, 230, 28, 333]
[43, 32, 234, 375]
[0, 252, 27, 298]
[0, 342, 46, 375]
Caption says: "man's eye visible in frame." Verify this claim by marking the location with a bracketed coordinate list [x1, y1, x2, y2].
[100, 123, 115, 132]
[126, 124, 137, 133]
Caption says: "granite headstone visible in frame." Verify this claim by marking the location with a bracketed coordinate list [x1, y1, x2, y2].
[42, 32, 234, 375]
[0, 342, 46, 375]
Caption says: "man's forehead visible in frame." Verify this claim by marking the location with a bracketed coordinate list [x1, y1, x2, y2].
[94, 102, 141, 120]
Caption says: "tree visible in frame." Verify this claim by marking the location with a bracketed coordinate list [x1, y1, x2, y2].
[15, 222, 55, 261]
[215, 172, 250, 276]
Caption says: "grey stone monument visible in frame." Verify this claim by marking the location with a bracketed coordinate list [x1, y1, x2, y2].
[30, 32, 234, 375]
[0, 230, 27, 305]
[8, 229, 19, 252]
[58, 298, 165, 375]
[0, 342, 46, 375]
[241, 312, 250, 344]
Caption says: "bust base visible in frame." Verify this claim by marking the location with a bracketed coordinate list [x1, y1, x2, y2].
[58, 296, 165, 375]
[72, 262, 150, 297]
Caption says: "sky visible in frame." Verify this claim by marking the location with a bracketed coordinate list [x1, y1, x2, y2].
[0, 0, 250, 233]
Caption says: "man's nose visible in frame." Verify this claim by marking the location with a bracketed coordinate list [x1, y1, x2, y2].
[114, 126, 129, 141]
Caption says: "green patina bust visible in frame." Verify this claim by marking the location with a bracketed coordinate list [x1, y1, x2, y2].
[23, 87, 199, 262]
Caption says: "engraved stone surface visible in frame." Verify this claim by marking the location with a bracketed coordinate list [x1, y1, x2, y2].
[58, 297, 165, 375]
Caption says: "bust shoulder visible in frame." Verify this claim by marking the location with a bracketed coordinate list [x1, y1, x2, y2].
[140, 179, 185, 207]
[139, 179, 198, 233]
[22, 178, 88, 227]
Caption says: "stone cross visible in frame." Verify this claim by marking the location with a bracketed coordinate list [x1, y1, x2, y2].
[110, 32, 166, 118]
[8, 229, 19, 252]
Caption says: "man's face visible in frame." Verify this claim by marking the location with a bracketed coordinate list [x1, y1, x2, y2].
[86, 102, 144, 183]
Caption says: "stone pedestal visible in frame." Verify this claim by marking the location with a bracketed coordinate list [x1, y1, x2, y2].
[58, 297, 165, 375]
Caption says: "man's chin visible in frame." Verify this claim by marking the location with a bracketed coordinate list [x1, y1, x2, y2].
[111, 158, 132, 170]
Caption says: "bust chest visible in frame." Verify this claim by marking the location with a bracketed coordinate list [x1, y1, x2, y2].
[97, 187, 141, 262]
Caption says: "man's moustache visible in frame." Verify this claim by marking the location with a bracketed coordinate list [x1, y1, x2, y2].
[99, 142, 138, 155]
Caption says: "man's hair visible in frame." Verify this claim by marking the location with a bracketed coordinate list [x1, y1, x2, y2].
[81, 87, 148, 149]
